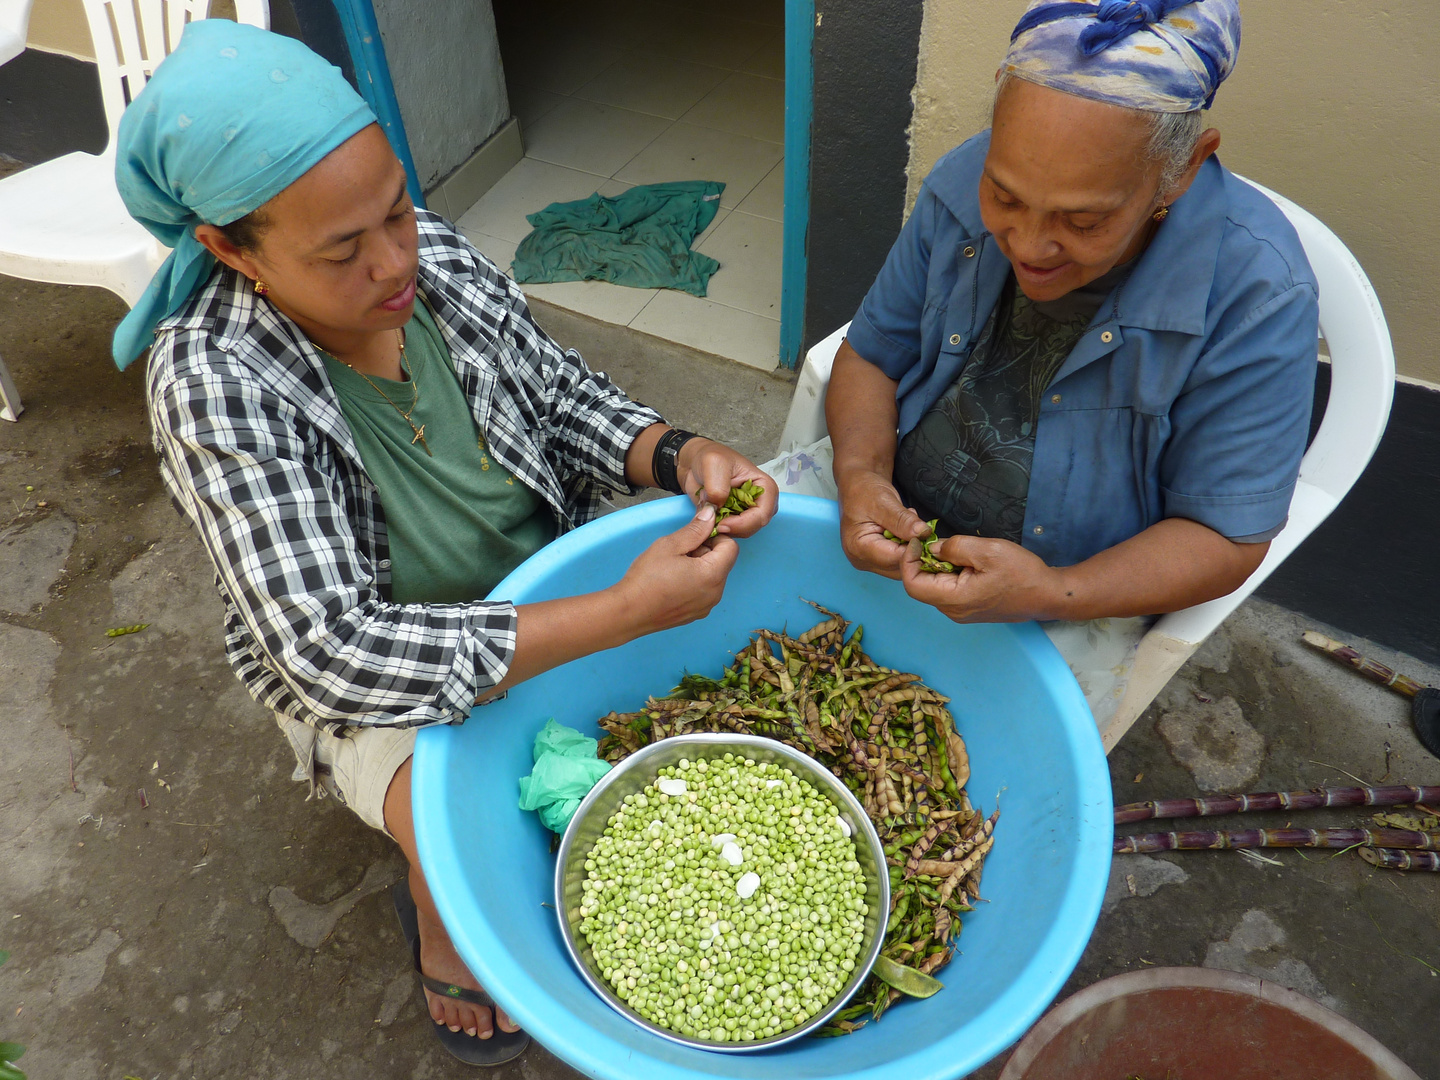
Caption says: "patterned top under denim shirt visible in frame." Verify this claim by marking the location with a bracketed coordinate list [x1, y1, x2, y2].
[894, 264, 1129, 541]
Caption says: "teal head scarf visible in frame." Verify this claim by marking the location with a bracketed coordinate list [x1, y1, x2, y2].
[112, 20, 376, 369]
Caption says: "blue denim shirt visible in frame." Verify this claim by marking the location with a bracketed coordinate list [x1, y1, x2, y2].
[848, 132, 1319, 568]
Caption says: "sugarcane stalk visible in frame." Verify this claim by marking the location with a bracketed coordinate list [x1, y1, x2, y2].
[1114, 784, 1440, 825]
[1301, 630, 1428, 698]
[1360, 848, 1440, 871]
[1115, 827, 1440, 854]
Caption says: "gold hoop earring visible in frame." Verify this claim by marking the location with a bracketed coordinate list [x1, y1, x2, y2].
[1152, 206, 1170, 222]
[254, 279, 270, 296]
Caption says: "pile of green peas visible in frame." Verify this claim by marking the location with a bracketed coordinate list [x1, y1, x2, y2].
[576, 753, 869, 1043]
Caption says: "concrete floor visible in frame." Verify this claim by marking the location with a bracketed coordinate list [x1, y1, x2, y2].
[1, 271, 1437, 1080]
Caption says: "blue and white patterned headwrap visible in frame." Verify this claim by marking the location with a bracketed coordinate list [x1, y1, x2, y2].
[1004, 0, 1240, 114]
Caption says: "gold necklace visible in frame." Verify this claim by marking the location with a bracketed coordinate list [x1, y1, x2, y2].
[336, 329, 431, 456]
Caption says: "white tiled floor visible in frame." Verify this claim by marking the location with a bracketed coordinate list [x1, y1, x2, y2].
[460, 0, 785, 372]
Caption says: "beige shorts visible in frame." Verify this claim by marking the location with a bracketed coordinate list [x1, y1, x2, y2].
[276, 715, 417, 836]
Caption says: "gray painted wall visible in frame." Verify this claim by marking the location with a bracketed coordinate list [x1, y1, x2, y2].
[372, 0, 510, 190]
[804, 0, 923, 353]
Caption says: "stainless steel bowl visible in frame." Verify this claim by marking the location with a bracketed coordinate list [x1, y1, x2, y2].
[554, 733, 890, 1053]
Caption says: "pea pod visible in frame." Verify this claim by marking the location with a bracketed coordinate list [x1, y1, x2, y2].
[882, 520, 957, 574]
[104, 623, 150, 638]
[699, 479, 767, 537]
[885, 889, 913, 934]
[871, 955, 944, 999]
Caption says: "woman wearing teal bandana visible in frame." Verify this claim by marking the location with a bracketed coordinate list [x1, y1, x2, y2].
[117, 20, 777, 1065]
[828, 0, 1318, 632]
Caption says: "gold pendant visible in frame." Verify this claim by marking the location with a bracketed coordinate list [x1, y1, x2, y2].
[412, 424, 432, 456]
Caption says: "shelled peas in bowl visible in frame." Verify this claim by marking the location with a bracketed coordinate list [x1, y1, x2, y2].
[574, 754, 870, 1044]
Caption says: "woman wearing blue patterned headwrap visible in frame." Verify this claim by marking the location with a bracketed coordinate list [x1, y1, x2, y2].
[115, 19, 777, 1064]
[826, 0, 1318, 644]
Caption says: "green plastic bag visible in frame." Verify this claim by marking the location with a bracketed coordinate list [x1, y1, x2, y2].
[517, 719, 611, 833]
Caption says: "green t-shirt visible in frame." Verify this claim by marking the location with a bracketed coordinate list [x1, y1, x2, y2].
[324, 301, 556, 604]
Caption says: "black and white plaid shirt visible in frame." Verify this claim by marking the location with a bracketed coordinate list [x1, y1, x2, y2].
[147, 210, 663, 734]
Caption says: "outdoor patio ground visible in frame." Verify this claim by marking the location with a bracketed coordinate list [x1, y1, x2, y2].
[2, 271, 1437, 1079]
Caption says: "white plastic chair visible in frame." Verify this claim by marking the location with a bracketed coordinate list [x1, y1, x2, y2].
[0, 0, 270, 421]
[0, 0, 37, 418]
[776, 177, 1395, 752]
[0, 0, 35, 66]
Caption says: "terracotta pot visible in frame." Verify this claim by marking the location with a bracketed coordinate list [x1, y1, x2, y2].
[999, 967, 1421, 1080]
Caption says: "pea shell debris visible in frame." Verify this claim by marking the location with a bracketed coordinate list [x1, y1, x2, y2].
[576, 754, 868, 1043]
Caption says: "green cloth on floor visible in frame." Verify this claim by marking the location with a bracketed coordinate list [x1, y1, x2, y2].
[511, 180, 725, 297]
[517, 719, 612, 833]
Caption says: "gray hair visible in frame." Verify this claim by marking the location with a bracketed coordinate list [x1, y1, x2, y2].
[1147, 109, 1203, 194]
[994, 70, 1203, 199]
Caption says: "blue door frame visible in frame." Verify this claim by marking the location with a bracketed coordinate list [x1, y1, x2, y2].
[780, 0, 813, 371]
[329, 0, 426, 209]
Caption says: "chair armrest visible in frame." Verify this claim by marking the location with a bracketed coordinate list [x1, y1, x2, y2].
[1149, 480, 1338, 648]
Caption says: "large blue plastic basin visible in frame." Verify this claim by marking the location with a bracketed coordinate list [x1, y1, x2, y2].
[413, 495, 1113, 1080]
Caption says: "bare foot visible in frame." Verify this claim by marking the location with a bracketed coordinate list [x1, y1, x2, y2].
[411, 866, 523, 1038]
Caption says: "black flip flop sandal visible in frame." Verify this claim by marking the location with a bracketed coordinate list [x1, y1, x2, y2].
[392, 880, 531, 1066]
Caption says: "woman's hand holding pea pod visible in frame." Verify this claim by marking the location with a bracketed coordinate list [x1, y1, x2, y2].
[900, 533, 1066, 624]
[835, 470, 928, 581]
[882, 520, 956, 574]
[697, 479, 768, 537]
[676, 439, 778, 538]
[611, 502, 739, 636]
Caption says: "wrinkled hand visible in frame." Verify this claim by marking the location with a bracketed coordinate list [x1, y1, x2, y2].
[614, 503, 738, 633]
[900, 533, 1064, 623]
[837, 470, 929, 579]
[678, 439, 778, 538]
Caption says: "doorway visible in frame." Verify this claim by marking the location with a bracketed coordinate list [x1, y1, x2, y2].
[455, 0, 798, 372]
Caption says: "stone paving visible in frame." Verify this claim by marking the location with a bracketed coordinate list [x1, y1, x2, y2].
[1, 272, 1436, 1080]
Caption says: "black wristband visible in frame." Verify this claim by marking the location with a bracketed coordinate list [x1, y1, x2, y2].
[651, 428, 701, 494]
